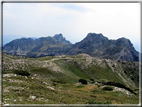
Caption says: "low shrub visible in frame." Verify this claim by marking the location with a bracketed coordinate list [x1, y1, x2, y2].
[98, 85, 100, 87]
[79, 79, 87, 84]
[103, 86, 113, 91]
[90, 79, 94, 81]
[103, 81, 136, 94]
[13, 70, 30, 76]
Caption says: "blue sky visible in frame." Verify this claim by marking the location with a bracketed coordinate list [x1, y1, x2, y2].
[3, 3, 140, 52]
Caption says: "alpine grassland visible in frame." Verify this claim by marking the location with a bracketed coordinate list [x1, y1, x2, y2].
[2, 52, 139, 104]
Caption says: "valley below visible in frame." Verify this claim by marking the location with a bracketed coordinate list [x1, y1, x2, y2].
[2, 52, 140, 105]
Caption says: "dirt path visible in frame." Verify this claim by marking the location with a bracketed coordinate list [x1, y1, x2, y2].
[43, 58, 86, 63]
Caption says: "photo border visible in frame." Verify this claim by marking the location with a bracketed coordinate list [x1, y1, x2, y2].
[1, 0, 141, 106]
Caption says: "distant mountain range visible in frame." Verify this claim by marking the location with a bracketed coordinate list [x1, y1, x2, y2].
[3, 33, 139, 62]
[3, 36, 38, 46]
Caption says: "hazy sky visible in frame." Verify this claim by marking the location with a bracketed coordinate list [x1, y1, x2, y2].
[3, 3, 140, 51]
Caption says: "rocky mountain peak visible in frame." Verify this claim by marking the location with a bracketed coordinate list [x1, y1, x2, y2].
[54, 33, 63, 40]
[115, 37, 133, 48]
[67, 33, 139, 62]
[53, 33, 71, 44]
[116, 37, 129, 43]
[3, 33, 139, 62]
[86, 33, 108, 41]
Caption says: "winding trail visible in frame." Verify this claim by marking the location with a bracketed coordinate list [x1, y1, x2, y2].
[43, 57, 86, 63]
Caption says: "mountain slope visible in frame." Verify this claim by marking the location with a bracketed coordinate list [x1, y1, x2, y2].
[3, 34, 72, 57]
[67, 33, 139, 62]
[26, 36, 72, 57]
[3, 33, 139, 61]
[3, 52, 139, 88]
[2, 53, 139, 104]
[3, 38, 34, 55]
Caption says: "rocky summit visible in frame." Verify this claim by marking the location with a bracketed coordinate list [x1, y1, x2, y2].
[3, 34, 73, 57]
[3, 33, 139, 62]
[67, 33, 139, 62]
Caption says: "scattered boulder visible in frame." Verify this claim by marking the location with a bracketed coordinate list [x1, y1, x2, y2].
[103, 86, 113, 91]
[29, 95, 36, 100]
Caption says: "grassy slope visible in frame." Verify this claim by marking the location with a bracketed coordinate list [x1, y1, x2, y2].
[3, 53, 139, 87]
[2, 53, 140, 104]
[53, 57, 138, 88]
[3, 74, 139, 104]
